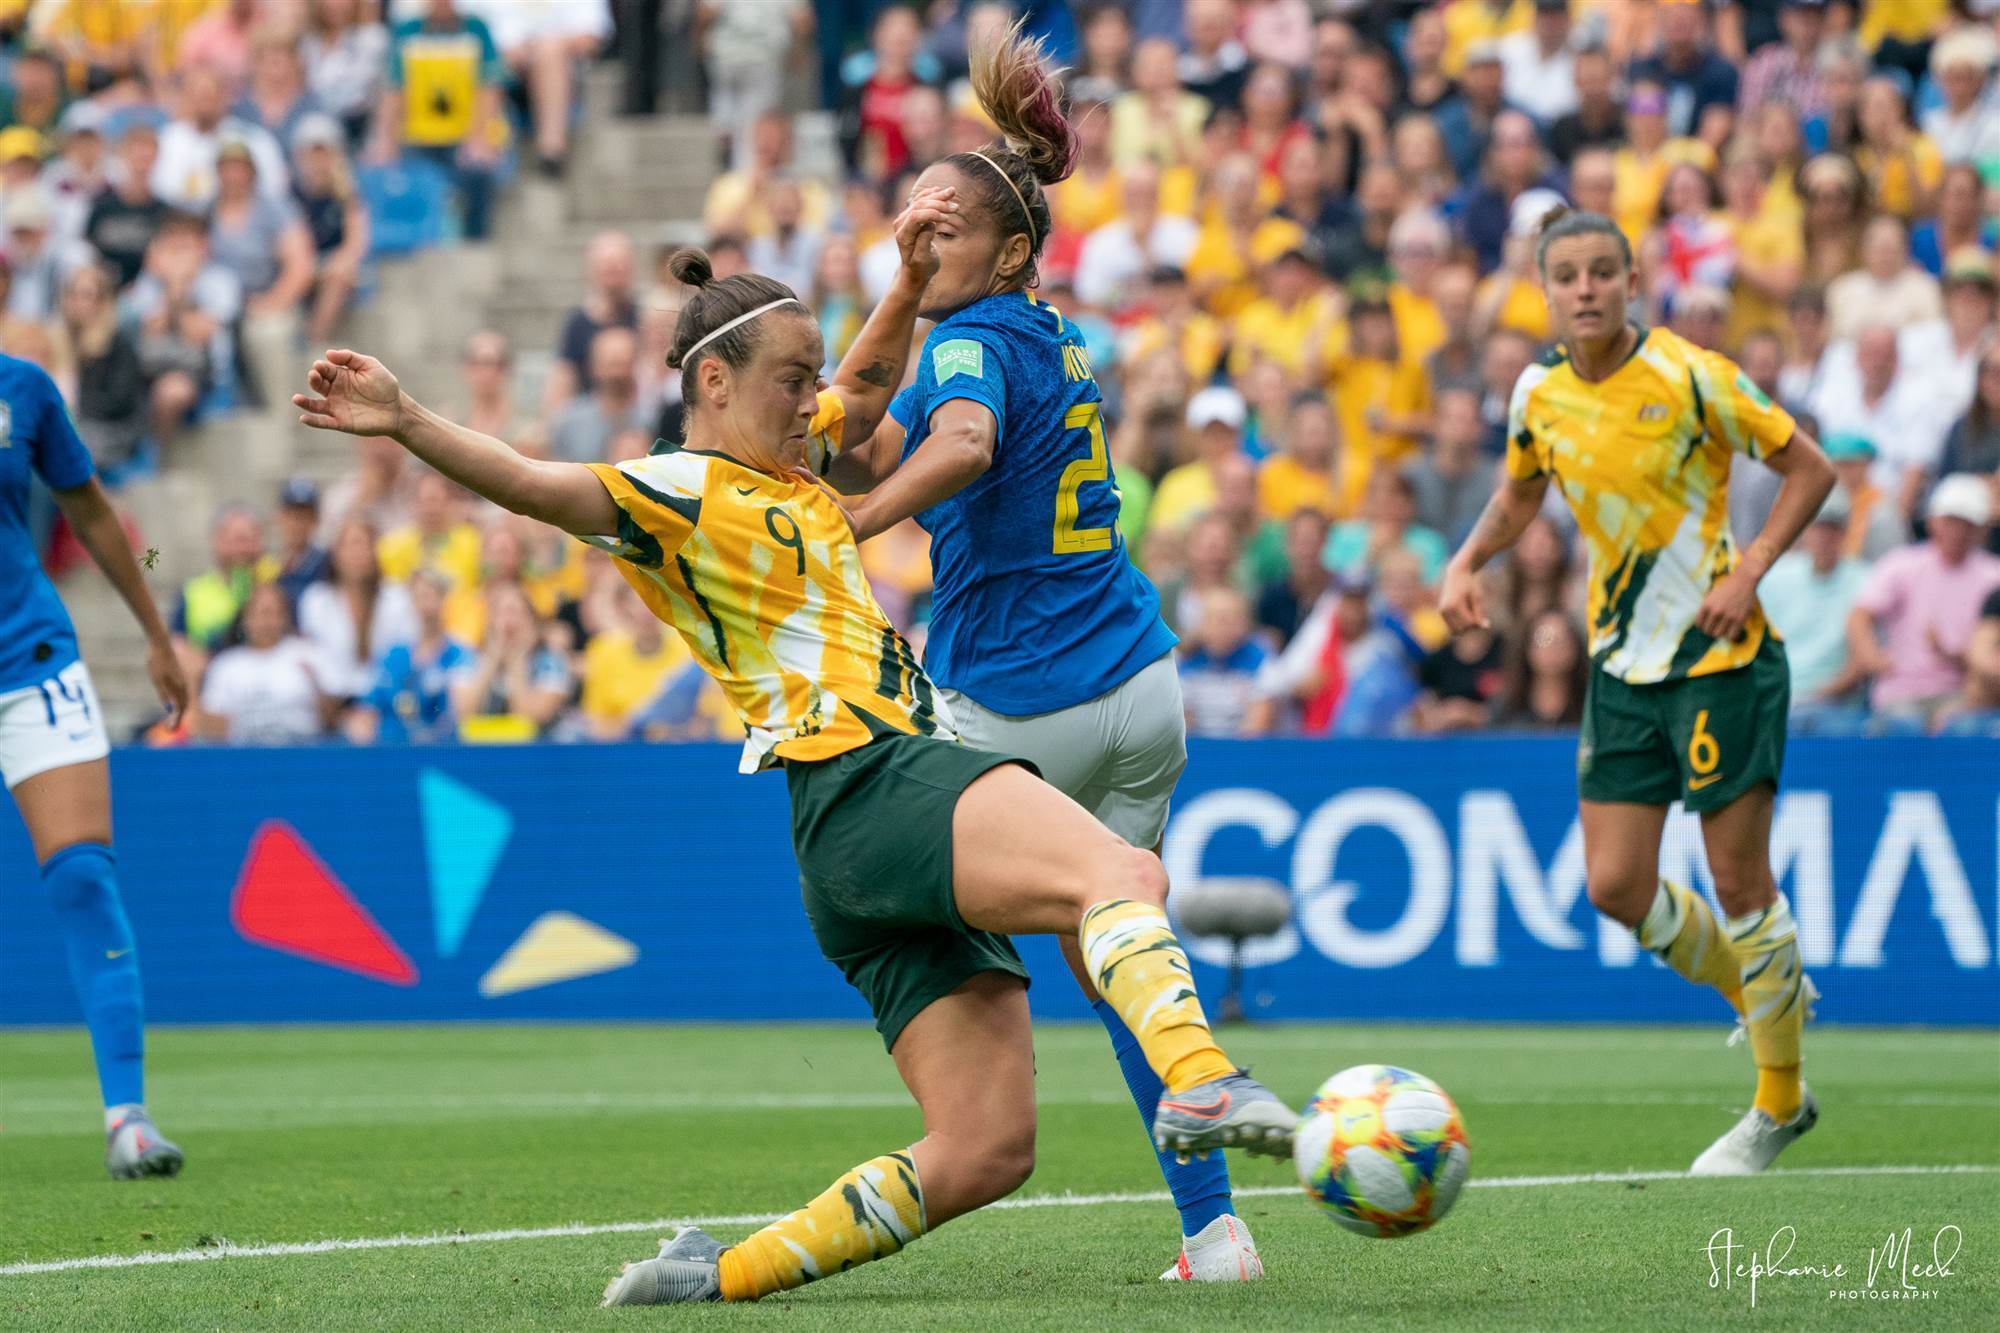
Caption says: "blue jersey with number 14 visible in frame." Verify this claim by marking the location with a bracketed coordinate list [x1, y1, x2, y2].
[890, 291, 1174, 715]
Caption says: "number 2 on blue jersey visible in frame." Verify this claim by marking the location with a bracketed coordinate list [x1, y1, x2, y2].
[1053, 403, 1112, 555]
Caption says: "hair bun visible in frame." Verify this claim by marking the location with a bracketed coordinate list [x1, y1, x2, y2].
[666, 247, 714, 289]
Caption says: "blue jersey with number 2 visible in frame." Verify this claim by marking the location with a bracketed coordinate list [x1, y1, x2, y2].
[0, 354, 92, 694]
[891, 291, 1173, 715]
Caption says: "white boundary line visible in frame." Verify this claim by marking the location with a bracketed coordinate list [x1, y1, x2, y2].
[3, 1164, 1991, 1278]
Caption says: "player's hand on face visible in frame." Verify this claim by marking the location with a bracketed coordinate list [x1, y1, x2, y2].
[1694, 566, 1758, 642]
[891, 185, 955, 287]
[294, 348, 404, 438]
[1439, 560, 1488, 635]
[145, 637, 190, 724]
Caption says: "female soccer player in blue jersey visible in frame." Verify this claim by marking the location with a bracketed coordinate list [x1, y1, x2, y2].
[822, 28, 1260, 1282]
[1, 348, 189, 1178]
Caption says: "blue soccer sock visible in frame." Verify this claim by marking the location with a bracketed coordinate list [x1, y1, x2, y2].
[1092, 997, 1233, 1236]
[43, 843, 145, 1109]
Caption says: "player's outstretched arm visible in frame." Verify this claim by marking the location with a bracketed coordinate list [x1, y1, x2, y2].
[295, 349, 618, 540]
[1439, 472, 1549, 633]
[52, 476, 189, 721]
[825, 186, 955, 449]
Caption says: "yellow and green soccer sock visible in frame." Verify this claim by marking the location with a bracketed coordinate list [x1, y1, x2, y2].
[718, 1150, 925, 1302]
[1079, 899, 1234, 1095]
[1724, 895, 1807, 1123]
[1634, 879, 1744, 1014]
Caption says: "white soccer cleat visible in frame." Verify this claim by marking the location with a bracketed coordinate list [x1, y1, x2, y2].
[1159, 1213, 1265, 1282]
[105, 1109, 183, 1180]
[1689, 1085, 1819, 1176]
[601, 1226, 724, 1306]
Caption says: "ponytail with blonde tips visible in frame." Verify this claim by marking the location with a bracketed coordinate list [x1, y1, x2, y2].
[948, 17, 1080, 289]
[971, 18, 1080, 188]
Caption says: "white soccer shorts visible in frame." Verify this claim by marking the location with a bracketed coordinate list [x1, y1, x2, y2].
[0, 659, 111, 790]
[941, 653, 1187, 849]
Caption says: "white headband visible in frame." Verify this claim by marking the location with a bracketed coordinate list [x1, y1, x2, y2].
[682, 297, 802, 362]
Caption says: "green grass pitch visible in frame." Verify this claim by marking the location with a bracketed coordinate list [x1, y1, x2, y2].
[3, 1022, 1995, 1330]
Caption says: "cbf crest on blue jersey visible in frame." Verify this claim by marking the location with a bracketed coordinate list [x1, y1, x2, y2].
[893, 291, 1175, 715]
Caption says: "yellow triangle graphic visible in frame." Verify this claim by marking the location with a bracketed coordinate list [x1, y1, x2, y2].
[479, 911, 638, 998]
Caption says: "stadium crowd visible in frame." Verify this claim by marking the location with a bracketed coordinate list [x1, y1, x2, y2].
[7, 0, 2000, 746]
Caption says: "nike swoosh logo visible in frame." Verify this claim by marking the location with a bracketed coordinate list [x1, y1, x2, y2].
[734, 486, 758, 496]
[67, 731, 93, 742]
[1687, 773, 1726, 791]
[105, 948, 130, 959]
[1159, 1092, 1231, 1120]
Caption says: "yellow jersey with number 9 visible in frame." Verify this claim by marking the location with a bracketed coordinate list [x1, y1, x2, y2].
[584, 391, 951, 772]
[1504, 327, 1796, 685]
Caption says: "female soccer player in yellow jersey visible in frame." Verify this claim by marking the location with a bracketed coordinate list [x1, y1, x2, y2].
[1439, 208, 1836, 1176]
[294, 199, 1294, 1308]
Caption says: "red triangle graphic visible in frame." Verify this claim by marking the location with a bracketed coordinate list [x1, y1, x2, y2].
[231, 821, 418, 985]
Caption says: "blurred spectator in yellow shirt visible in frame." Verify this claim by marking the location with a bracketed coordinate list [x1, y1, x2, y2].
[1385, 209, 1452, 363]
[1185, 154, 1305, 318]
[702, 110, 830, 241]
[1227, 244, 1342, 379]
[1322, 295, 1430, 511]
[377, 470, 483, 589]
[1854, 0, 1952, 81]
[579, 581, 692, 741]
[1719, 145, 1804, 346]
[442, 517, 581, 647]
[1612, 80, 1716, 248]
[1258, 392, 1347, 523]
[1048, 97, 1122, 238]
[1110, 36, 1208, 172]
[1854, 76, 1943, 219]
[1120, 265, 1226, 384]
[1441, 0, 1533, 79]
[1152, 386, 1248, 536]
[1473, 201, 1553, 347]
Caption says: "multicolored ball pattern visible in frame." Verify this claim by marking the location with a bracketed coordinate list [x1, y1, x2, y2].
[1293, 1063, 1470, 1237]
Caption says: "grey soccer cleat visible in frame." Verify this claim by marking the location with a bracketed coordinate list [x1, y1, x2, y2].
[1153, 1070, 1298, 1162]
[105, 1109, 183, 1181]
[1689, 1084, 1820, 1176]
[601, 1226, 725, 1306]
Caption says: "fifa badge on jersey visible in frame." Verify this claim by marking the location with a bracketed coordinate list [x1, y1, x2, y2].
[0, 400, 11, 447]
[933, 339, 984, 384]
[1735, 371, 1773, 409]
[1637, 403, 1668, 423]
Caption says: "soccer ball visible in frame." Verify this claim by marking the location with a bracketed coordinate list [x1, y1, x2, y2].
[1293, 1064, 1470, 1237]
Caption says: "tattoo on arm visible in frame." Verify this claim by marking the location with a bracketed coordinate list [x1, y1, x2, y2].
[1460, 475, 1545, 570]
[853, 360, 896, 388]
[1462, 493, 1516, 569]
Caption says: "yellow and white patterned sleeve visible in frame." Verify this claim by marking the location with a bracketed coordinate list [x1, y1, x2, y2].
[582, 452, 707, 567]
[1502, 363, 1551, 481]
[1696, 349, 1796, 461]
[804, 388, 846, 476]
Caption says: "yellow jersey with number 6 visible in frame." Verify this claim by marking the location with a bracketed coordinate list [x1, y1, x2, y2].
[584, 391, 950, 772]
[1504, 327, 1796, 685]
